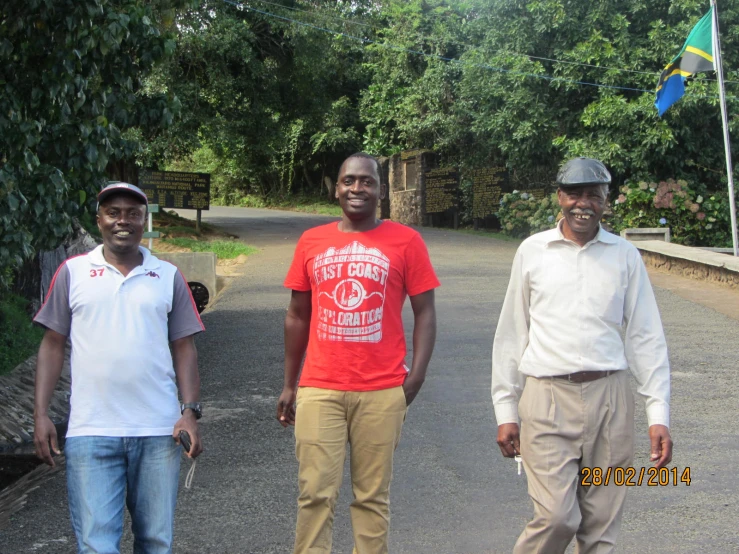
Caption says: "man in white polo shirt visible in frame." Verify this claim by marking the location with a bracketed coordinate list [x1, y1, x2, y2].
[33, 182, 205, 554]
[492, 158, 672, 553]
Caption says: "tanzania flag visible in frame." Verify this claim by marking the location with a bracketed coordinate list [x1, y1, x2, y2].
[655, 8, 715, 116]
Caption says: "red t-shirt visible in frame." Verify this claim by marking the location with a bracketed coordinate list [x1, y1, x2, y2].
[284, 221, 440, 391]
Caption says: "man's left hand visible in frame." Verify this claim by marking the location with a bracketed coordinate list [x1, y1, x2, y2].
[648, 424, 672, 468]
[173, 412, 203, 459]
[402, 375, 424, 406]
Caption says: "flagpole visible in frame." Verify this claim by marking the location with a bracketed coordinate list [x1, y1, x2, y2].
[711, 0, 739, 256]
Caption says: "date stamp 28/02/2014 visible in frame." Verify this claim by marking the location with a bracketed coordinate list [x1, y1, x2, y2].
[580, 466, 691, 487]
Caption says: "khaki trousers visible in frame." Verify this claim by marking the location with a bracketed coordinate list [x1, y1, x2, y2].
[293, 386, 407, 554]
[514, 371, 635, 554]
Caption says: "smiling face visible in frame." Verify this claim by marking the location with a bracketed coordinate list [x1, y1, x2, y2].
[335, 156, 385, 223]
[97, 193, 146, 256]
[557, 184, 608, 245]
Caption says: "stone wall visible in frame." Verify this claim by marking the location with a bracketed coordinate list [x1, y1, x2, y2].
[0, 351, 71, 452]
[388, 151, 437, 226]
[639, 250, 739, 289]
[633, 240, 739, 289]
[377, 156, 390, 220]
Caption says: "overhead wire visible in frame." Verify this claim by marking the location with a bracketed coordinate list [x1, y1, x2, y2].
[222, 0, 735, 100]
[249, 0, 664, 78]
[249, 0, 374, 28]
[247, 0, 739, 86]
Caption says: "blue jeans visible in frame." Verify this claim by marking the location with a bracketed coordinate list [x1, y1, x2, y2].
[65, 436, 181, 554]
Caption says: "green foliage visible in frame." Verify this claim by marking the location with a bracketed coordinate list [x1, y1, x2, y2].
[158, 225, 202, 237]
[360, 0, 471, 158]
[0, 294, 44, 376]
[200, 182, 343, 217]
[529, 193, 561, 234]
[359, 0, 739, 187]
[153, 0, 370, 197]
[457, 180, 474, 226]
[6, 0, 739, 261]
[611, 179, 734, 246]
[233, 194, 343, 216]
[455, 228, 523, 243]
[0, 0, 190, 290]
[144, 0, 739, 216]
[161, 238, 257, 259]
[496, 191, 542, 238]
[285, 202, 343, 217]
[166, 145, 244, 205]
[495, 178, 733, 246]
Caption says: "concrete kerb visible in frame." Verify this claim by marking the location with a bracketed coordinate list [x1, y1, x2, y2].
[621, 227, 671, 242]
[633, 239, 739, 289]
[155, 252, 218, 309]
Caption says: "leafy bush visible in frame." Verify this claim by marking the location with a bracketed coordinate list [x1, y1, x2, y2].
[528, 193, 561, 234]
[1, 0, 186, 292]
[161, 238, 257, 259]
[0, 294, 44, 376]
[458, 180, 475, 226]
[230, 192, 342, 217]
[610, 179, 734, 247]
[497, 190, 554, 238]
[167, 146, 246, 205]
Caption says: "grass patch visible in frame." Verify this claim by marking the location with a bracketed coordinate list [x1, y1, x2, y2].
[0, 294, 44, 376]
[152, 210, 217, 235]
[214, 193, 343, 217]
[161, 238, 257, 259]
[156, 225, 203, 237]
[455, 227, 524, 243]
[290, 202, 343, 217]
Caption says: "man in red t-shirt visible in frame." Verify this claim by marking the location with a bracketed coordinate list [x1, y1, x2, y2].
[278, 153, 439, 554]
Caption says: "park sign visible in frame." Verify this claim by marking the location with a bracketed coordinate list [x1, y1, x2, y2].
[470, 167, 508, 219]
[138, 170, 210, 210]
[424, 167, 460, 214]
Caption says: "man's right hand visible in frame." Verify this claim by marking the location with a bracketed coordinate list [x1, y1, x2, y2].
[34, 415, 60, 466]
[496, 423, 520, 458]
[276, 388, 296, 427]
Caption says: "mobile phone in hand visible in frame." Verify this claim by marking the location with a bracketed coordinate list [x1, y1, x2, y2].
[179, 430, 192, 453]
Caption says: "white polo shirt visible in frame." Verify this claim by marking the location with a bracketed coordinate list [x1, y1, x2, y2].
[35, 245, 205, 437]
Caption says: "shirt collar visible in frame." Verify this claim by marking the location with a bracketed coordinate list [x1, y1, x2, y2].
[88, 244, 161, 270]
[545, 219, 618, 247]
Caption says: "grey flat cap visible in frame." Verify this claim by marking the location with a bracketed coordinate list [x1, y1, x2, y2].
[556, 157, 611, 188]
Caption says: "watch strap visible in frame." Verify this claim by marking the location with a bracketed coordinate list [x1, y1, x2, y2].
[181, 402, 202, 419]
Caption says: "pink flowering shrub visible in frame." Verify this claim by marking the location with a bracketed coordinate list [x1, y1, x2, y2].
[611, 178, 734, 246]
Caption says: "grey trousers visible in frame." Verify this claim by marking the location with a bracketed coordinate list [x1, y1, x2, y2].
[514, 371, 635, 554]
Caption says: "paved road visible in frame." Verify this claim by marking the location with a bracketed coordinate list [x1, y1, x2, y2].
[4, 207, 739, 553]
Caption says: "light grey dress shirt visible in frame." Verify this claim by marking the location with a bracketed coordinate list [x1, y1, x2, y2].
[492, 223, 671, 428]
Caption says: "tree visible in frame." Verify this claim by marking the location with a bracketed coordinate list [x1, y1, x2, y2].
[358, 0, 739, 188]
[360, 0, 474, 162]
[152, 0, 370, 199]
[0, 0, 189, 290]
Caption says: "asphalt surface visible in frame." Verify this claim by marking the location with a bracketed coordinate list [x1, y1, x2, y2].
[4, 206, 739, 553]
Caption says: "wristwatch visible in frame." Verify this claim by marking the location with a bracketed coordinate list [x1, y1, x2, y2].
[180, 402, 202, 420]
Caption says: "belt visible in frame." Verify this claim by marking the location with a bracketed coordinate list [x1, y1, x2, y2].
[552, 370, 615, 383]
